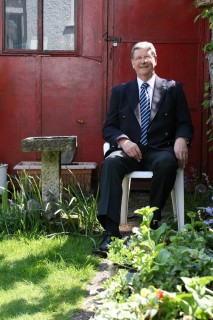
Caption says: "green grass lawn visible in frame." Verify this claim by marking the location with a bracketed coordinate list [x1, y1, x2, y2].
[0, 234, 101, 320]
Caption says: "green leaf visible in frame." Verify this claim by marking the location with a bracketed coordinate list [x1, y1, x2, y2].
[156, 248, 170, 265]
[181, 276, 213, 288]
[151, 223, 168, 243]
[203, 42, 213, 53]
[202, 100, 210, 109]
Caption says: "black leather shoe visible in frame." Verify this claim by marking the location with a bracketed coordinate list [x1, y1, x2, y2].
[99, 232, 121, 251]
[150, 219, 159, 230]
[93, 232, 122, 257]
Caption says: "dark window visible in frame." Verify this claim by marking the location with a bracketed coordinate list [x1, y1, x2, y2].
[4, 0, 76, 52]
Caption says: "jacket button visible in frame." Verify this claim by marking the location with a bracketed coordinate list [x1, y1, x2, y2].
[164, 132, 168, 136]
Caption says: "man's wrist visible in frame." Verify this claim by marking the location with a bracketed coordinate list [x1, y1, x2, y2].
[183, 138, 189, 145]
[176, 137, 189, 145]
[118, 137, 129, 147]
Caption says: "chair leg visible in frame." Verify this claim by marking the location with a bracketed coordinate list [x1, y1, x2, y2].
[171, 168, 184, 231]
[171, 189, 177, 218]
[120, 177, 131, 225]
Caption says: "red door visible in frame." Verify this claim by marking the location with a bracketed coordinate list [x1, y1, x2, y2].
[106, 0, 206, 178]
[0, 1, 105, 174]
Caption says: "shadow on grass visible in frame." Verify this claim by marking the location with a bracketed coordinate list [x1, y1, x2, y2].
[0, 235, 101, 319]
[0, 286, 88, 319]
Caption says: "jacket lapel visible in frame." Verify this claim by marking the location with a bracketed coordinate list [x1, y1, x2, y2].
[150, 76, 167, 121]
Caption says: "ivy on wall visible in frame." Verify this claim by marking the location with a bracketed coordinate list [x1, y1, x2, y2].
[194, 2, 213, 150]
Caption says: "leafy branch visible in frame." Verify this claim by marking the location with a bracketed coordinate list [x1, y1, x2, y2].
[195, 5, 213, 151]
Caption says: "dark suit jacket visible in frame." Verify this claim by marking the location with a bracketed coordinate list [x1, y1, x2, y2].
[103, 75, 193, 154]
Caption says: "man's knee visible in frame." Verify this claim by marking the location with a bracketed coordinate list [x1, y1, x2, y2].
[153, 154, 178, 174]
[102, 155, 120, 171]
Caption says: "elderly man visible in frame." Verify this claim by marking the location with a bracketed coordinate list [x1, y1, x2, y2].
[95, 41, 193, 255]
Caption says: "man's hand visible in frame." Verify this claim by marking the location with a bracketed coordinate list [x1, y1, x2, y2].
[119, 138, 142, 162]
[174, 137, 188, 168]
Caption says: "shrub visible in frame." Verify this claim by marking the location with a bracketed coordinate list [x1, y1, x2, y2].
[92, 207, 213, 319]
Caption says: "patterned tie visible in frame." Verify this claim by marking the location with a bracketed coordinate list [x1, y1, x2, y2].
[140, 83, 150, 145]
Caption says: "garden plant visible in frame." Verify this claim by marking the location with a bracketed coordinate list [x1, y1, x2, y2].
[0, 171, 101, 236]
[92, 206, 213, 319]
[194, 5, 213, 151]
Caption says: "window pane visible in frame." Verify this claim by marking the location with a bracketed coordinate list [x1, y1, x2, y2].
[43, 0, 75, 51]
[4, 0, 38, 50]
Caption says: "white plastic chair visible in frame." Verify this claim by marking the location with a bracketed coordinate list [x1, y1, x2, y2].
[103, 142, 185, 231]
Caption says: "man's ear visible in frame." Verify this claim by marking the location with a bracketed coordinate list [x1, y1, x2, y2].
[154, 55, 157, 67]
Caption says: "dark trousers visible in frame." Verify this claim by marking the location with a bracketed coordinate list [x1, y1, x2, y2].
[98, 147, 178, 230]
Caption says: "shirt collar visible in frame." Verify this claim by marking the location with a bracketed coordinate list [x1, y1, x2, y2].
[137, 74, 156, 91]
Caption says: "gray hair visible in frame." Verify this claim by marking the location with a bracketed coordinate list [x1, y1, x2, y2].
[131, 41, 157, 59]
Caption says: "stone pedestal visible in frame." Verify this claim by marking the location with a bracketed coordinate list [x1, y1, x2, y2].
[21, 136, 77, 217]
[41, 151, 61, 203]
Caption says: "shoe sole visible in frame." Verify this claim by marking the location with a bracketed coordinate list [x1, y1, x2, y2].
[92, 248, 108, 258]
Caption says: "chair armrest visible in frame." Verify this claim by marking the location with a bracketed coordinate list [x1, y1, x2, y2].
[103, 142, 110, 155]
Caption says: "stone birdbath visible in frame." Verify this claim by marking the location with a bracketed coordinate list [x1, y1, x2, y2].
[21, 136, 77, 218]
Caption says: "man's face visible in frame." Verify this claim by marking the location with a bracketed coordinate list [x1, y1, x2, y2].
[131, 48, 157, 80]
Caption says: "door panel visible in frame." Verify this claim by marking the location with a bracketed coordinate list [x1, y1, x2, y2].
[41, 57, 103, 162]
[107, 0, 204, 177]
[112, 0, 198, 42]
[0, 56, 38, 167]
